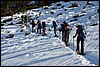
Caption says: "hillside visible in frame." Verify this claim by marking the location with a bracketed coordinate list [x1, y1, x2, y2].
[1, 1, 99, 66]
[1, 1, 53, 17]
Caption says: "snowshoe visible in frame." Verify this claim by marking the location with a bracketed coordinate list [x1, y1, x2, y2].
[76, 52, 81, 55]
[81, 53, 86, 55]
[54, 35, 58, 37]
[66, 45, 70, 47]
[65, 42, 70, 46]
[76, 50, 81, 55]
[37, 34, 39, 36]
[66, 44, 70, 47]
[44, 33, 47, 35]
[42, 33, 47, 36]
[42, 35, 44, 36]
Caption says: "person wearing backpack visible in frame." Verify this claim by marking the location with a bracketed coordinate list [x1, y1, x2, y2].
[52, 21, 58, 37]
[59, 21, 72, 46]
[32, 20, 36, 33]
[63, 21, 72, 46]
[60, 21, 66, 42]
[37, 20, 42, 34]
[73, 24, 86, 55]
[42, 21, 46, 36]
[24, 15, 27, 27]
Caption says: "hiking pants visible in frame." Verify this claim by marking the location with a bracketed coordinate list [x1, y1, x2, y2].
[77, 37, 84, 53]
[62, 31, 65, 42]
[65, 31, 70, 46]
[54, 27, 57, 36]
[32, 27, 36, 33]
[42, 27, 46, 35]
[37, 28, 38, 33]
[37, 28, 41, 34]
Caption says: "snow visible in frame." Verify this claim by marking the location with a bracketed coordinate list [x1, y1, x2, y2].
[1, 1, 99, 66]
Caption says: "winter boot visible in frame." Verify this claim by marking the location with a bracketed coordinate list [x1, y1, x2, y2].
[54, 35, 58, 37]
[81, 52, 86, 55]
[65, 42, 70, 46]
[76, 49, 81, 55]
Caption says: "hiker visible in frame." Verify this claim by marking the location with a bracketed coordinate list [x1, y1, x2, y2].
[32, 20, 36, 33]
[21, 15, 24, 24]
[42, 21, 46, 36]
[51, 21, 58, 37]
[56, 20, 61, 33]
[37, 20, 42, 34]
[59, 22, 66, 42]
[59, 21, 72, 46]
[24, 15, 27, 26]
[73, 24, 86, 55]
[63, 21, 72, 46]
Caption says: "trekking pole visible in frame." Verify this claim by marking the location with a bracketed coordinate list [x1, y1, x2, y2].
[73, 37, 74, 51]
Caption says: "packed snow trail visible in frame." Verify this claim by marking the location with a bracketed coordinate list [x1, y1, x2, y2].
[1, 32, 95, 66]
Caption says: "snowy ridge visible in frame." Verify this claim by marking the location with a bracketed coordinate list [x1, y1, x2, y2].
[1, 1, 99, 66]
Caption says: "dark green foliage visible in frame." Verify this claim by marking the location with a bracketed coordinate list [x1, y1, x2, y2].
[1, 1, 53, 17]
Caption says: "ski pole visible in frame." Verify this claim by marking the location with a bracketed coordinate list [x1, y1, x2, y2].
[73, 37, 74, 51]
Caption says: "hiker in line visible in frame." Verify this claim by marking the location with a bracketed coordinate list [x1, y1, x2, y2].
[32, 20, 36, 33]
[37, 20, 42, 34]
[21, 15, 24, 24]
[73, 24, 86, 55]
[59, 22, 66, 42]
[51, 21, 58, 37]
[56, 20, 62, 34]
[63, 21, 72, 46]
[24, 15, 27, 27]
[42, 21, 46, 36]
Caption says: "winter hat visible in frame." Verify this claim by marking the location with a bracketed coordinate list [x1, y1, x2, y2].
[75, 24, 80, 28]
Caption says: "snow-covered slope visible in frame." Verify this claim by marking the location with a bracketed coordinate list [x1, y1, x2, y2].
[1, 1, 99, 66]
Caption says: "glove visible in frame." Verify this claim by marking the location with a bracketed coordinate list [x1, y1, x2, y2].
[73, 36, 75, 38]
[84, 36, 86, 38]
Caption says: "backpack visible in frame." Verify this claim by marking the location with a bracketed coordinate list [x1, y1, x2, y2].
[60, 24, 65, 31]
[78, 25, 86, 38]
[42, 22, 46, 27]
[53, 21, 57, 27]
